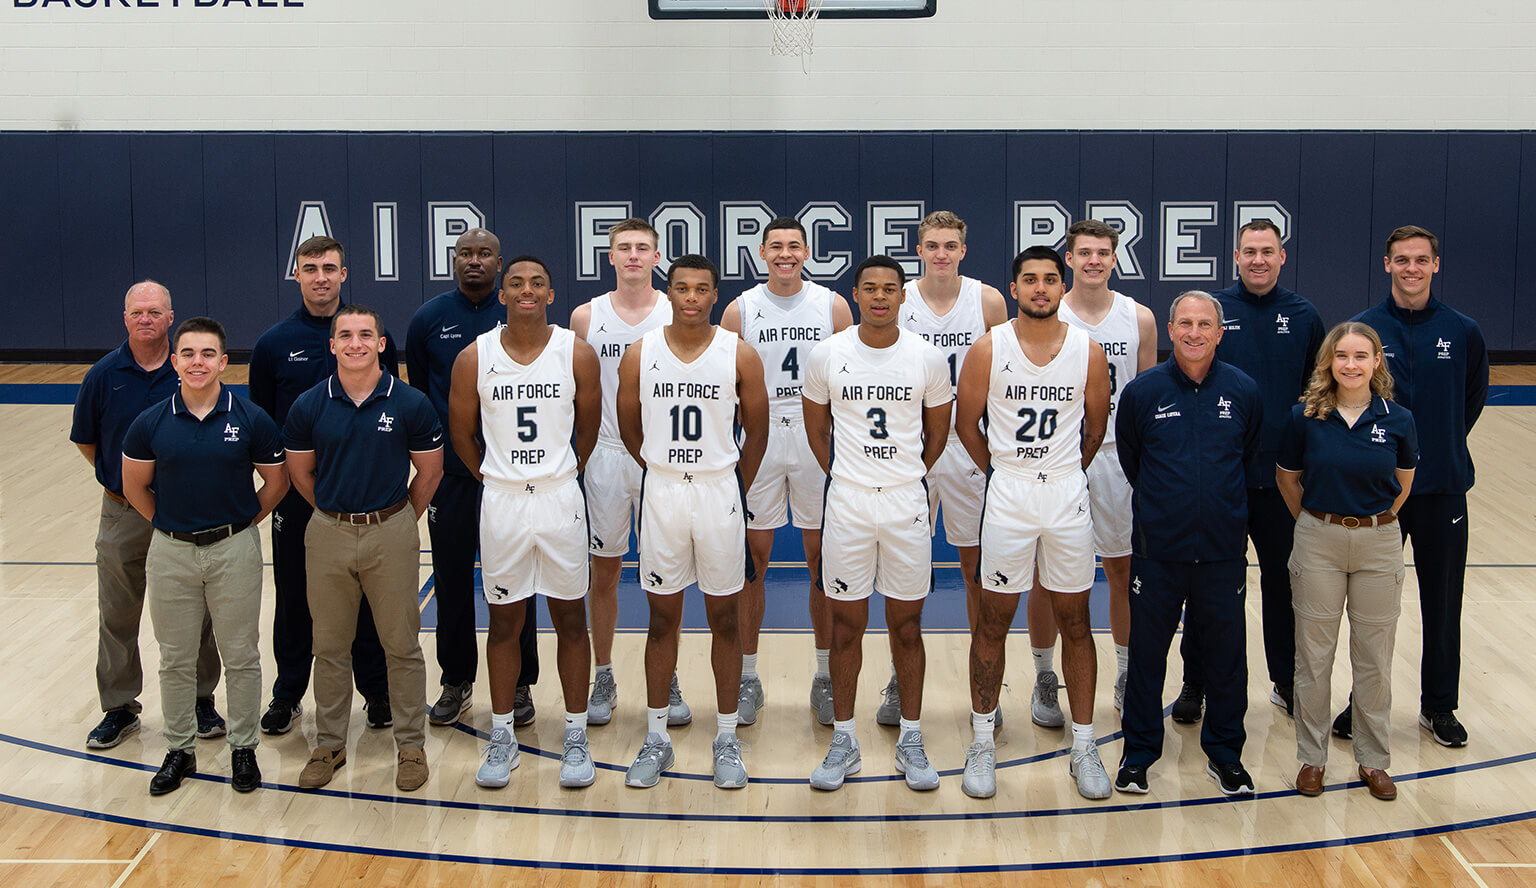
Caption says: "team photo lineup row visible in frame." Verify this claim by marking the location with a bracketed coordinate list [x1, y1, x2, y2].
[69, 211, 1486, 804]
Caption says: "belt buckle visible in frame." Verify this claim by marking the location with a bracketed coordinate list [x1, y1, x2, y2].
[1342, 516, 1361, 528]
[348, 512, 371, 526]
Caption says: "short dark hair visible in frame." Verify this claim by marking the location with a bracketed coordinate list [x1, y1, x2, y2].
[668, 253, 720, 288]
[1066, 219, 1120, 252]
[762, 215, 807, 244]
[608, 218, 659, 247]
[297, 235, 345, 265]
[1012, 246, 1066, 281]
[173, 316, 226, 353]
[854, 254, 906, 289]
[1386, 224, 1439, 258]
[1236, 219, 1283, 244]
[330, 303, 382, 336]
[503, 255, 552, 284]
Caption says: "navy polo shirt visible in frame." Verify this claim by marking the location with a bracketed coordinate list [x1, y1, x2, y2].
[121, 386, 286, 533]
[248, 304, 401, 429]
[1277, 398, 1418, 517]
[406, 287, 504, 476]
[70, 340, 180, 495]
[284, 373, 443, 514]
[1212, 282, 1325, 489]
[1352, 295, 1487, 495]
[1116, 357, 1262, 563]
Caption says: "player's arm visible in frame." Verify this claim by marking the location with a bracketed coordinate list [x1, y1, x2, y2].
[955, 332, 992, 473]
[830, 294, 855, 332]
[721, 298, 743, 335]
[616, 339, 645, 468]
[1134, 303, 1158, 374]
[735, 342, 770, 491]
[408, 446, 444, 518]
[252, 462, 289, 525]
[1080, 343, 1111, 467]
[920, 347, 953, 471]
[447, 342, 484, 483]
[571, 338, 603, 473]
[285, 450, 318, 509]
[800, 342, 833, 475]
[570, 302, 593, 340]
[979, 284, 1009, 328]
[121, 456, 156, 523]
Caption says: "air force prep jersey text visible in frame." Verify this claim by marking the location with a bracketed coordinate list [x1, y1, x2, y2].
[738, 281, 836, 419]
[588, 291, 671, 445]
[987, 322, 1092, 479]
[902, 276, 986, 396]
[476, 326, 578, 486]
[1058, 293, 1139, 446]
[638, 326, 740, 474]
[803, 328, 951, 489]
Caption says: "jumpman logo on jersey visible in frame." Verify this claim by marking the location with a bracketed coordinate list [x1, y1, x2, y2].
[650, 361, 660, 371]
[989, 570, 1008, 586]
[838, 364, 850, 374]
[1000, 361, 1013, 372]
[596, 324, 608, 334]
[730, 504, 737, 515]
[754, 309, 764, 320]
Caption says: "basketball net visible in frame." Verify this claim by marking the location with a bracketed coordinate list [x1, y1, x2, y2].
[764, 0, 824, 72]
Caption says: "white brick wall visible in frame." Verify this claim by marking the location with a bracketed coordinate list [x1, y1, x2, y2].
[1, 0, 1533, 130]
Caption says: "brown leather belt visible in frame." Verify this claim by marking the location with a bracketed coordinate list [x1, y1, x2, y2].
[1307, 509, 1396, 528]
[319, 499, 410, 526]
[164, 521, 251, 547]
[103, 490, 127, 505]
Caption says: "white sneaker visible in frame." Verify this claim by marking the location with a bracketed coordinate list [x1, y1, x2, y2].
[809, 731, 861, 791]
[475, 727, 518, 788]
[712, 735, 748, 789]
[558, 729, 596, 788]
[668, 674, 692, 727]
[1070, 744, 1112, 800]
[1031, 671, 1065, 728]
[874, 677, 901, 726]
[962, 740, 997, 799]
[893, 729, 939, 791]
[587, 670, 617, 726]
[624, 732, 675, 788]
[809, 674, 834, 726]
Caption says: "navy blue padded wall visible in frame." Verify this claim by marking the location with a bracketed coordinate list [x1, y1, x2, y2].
[0, 134, 63, 350]
[12, 129, 1533, 355]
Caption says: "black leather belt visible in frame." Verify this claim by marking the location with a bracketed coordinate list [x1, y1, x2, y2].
[319, 499, 410, 526]
[164, 521, 251, 547]
[1307, 509, 1396, 528]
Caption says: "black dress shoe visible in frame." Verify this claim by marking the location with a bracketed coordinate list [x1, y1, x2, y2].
[149, 749, 197, 796]
[230, 747, 261, 793]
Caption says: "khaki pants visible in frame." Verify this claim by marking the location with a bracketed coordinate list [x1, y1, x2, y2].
[95, 493, 220, 713]
[147, 526, 263, 750]
[305, 506, 426, 750]
[1289, 510, 1404, 770]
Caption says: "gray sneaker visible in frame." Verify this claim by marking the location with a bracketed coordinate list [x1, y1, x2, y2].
[587, 670, 617, 726]
[874, 677, 901, 727]
[559, 728, 596, 788]
[712, 735, 748, 789]
[475, 727, 518, 788]
[810, 674, 834, 726]
[624, 732, 675, 788]
[1070, 743, 1112, 800]
[810, 731, 862, 790]
[737, 675, 765, 726]
[668, 674, 692, 727]
[429, 680, 473, 726]
[1113, 672, 1127, 714]
[894, 729, 939, 791]
[1031, 671, 1065, 728]
[962, 740, 998, 799]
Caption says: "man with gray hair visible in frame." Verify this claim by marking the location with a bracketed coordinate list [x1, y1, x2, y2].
[1112, 290, 1262, 797]
[71, 281, 224, 749]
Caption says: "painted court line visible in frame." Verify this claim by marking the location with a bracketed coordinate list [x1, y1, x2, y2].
[1440, 835, 1493, 888]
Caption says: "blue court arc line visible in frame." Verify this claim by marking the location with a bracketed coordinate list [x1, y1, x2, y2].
[3, 729, 1532, 826]
[0, 784, 1532, 876]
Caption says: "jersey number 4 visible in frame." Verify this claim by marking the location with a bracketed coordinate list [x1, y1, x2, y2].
[781, 347, 800, 380]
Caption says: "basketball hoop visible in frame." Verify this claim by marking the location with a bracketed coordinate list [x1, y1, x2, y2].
[764, 0, 824, 70]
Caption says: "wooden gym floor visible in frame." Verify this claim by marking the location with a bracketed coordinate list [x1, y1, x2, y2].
[1, 365, 1535, 886]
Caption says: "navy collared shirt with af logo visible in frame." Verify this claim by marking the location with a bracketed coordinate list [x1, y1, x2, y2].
[70, 340, 180, 496]
[1278, 397, 1418, 517]
[121, 386, 285, 533]
[283, 373, 443, 513]
[248, 304, 401, 429]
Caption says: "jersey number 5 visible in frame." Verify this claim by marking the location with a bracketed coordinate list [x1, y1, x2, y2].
[517, 406, 537, 442]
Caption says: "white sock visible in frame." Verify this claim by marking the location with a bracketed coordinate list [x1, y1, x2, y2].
[1072, 721, 1095, 749]
[972, 708, 996, 744]
[596, 663, 613, 675]
[1115, 644, 1130, 678]
[815, 648, 831, 678]
[833, 717, 857, 743]
[565, 710, 587, 732]
[1032, 646, 1055, 674]
[647, 706, 670, 743]
[492, 711, 513, 735]
[716, 710, 739, 740]
[742, 653, 758, 679]
[899, 717, 921, 736]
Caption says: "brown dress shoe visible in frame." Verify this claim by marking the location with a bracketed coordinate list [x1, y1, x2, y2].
[397, 747, 430, 792]
[1358, 765, 1396, 801]
[299, 746, 346, 789]
[1296, 764, 1325, 797]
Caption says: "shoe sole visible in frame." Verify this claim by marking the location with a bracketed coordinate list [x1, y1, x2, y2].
[1419, 714, 1467, 747]
[666, 711, 691, 727]
[1171, 710, 1202, 724]
[299, 754, 346, 790]
[561, 769, 597, 789]
[714, 772, 749, 790]
[1070, 770, 1112, 800]
[260, 719, 295, 736]
[196, 726, 228, 740]
[1269, 690, 1293, 717]
[86, 719, 140, 750]
[1031, 712, 1065, 729]
[586, 698, 614, 726]
[1114, 780, 1150, 794]
[625, 751, 675, 788]
[232, 775, 261, 793]
[809, 758, 861, 791]
[894, 755, 939, 791]
[429, 700, 470, 727]
[962, 780, 996, 799]
[1206, 764, 1254, 796]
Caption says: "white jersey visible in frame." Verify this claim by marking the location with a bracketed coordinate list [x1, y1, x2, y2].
[1059, 291, 1140, 446]
[804, 327, 951, 490]
[476, 326, 578, 487]
[737, 281, 836, 420]
[638, 326, 740, 475]
[986, 321, 1091, 480]
[587, 291, 671, 445]
[901, 276, 987, 399]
